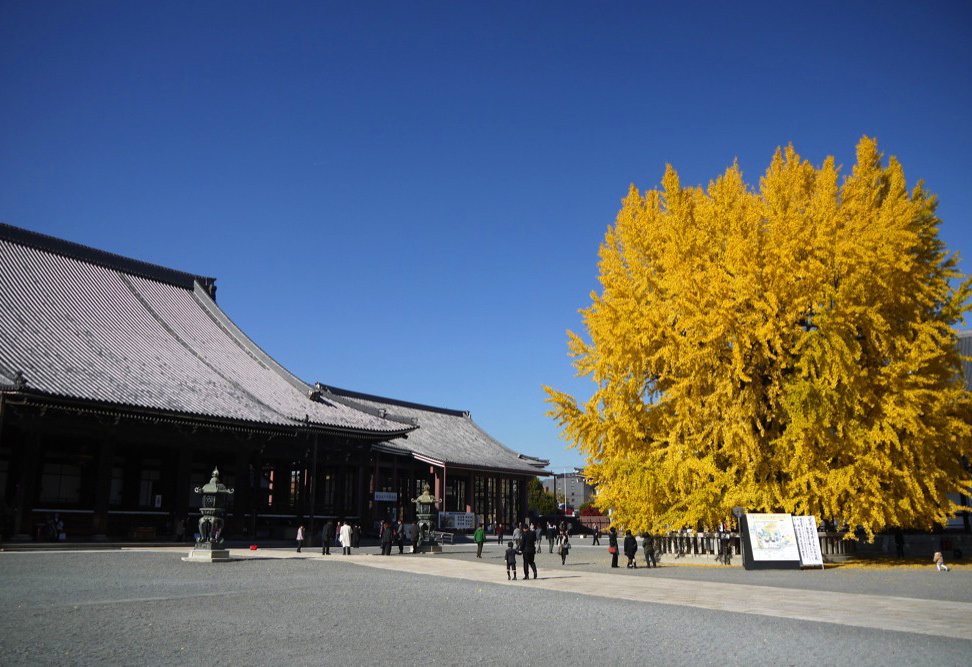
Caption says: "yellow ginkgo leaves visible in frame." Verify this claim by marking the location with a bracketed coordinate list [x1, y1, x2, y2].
[545, 138, 972, 540]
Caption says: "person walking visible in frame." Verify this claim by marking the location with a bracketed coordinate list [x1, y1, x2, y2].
[474, 522, 486, 558]
[559, 534, 571, 565]
[339, 520, 352, 555]
[296, 524, 305, 553]
[546, 522, 557, 553]
[380, 520, 393, 555]
[934, 551, 950, 572]
[505, 541, 518, 580]
[592, 525, 601, 546]
[624, 529, 638, 568]
[321, 520, 334, 555]
[512, 523, 523, 553]
[396, 519, 406, 554]
[352, 523, 361, 548]
[497, 522, 504, 545]
[520, 521, 538, 580]
[609, 526, 620, 568]
[643, 531, 656, 568]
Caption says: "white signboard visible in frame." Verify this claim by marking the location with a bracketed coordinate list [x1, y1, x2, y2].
[792, 515, 824, 567]
[374, 491, 397, 502]
[438, 512, 475, 530]
[746, 513, 801, 561]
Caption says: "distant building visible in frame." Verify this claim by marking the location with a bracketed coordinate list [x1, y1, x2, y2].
[542, 469, 594, 511]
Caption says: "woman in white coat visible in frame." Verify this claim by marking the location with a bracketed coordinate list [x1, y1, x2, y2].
[339, 521, 353, 555]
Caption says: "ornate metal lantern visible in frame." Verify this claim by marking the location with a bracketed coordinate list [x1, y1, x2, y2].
[184, 467, 235, 562]
[410, 481, 442, 554]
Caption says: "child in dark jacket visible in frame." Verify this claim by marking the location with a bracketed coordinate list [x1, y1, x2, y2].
[505, 541, 517, 580]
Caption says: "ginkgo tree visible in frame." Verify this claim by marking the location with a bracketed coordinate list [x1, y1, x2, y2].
[545, 138, 972, 539]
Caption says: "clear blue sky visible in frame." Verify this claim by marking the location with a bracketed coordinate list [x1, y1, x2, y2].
[2, 2, 970, 473]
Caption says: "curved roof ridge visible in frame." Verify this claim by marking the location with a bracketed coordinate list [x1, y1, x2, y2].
[118, 274, 293, 425]
[319, 385, 469, 417]
[312, 387, 423, 428]
[190, 285, 416, 435]
[192, 282, 312, 395]
[0, 222, 214, 291]
[461, 412, 550, 468]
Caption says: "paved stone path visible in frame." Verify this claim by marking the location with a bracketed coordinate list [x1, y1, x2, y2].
[27, 546, 971, 641]
[335, 551, 972, 641]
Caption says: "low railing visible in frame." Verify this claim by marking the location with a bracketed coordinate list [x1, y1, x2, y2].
[653, 532, 737, 560]
[432, 530, 455, 545]
[647, 530, 856, 562]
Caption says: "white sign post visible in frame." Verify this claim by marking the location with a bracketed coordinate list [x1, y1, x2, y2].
[792, 515, 824, 568]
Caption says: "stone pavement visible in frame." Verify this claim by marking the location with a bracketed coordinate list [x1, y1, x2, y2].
[16, 544, 971, 642]
[212, 546, 972, 641]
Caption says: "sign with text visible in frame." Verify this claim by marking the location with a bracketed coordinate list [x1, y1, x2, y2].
[438, 512, 475, 530]
[745, 513, 800, 561]
[792, 515, 824, 567]
[374, 491, 397, 503]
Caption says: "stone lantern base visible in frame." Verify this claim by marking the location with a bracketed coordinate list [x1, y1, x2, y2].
[183, 545, 232, 562]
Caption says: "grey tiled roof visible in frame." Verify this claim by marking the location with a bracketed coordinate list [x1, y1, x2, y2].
[0, 224, 413, 437]
[320, 386, 551, 475]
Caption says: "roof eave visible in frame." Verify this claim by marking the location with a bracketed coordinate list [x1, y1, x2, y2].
[1, 389, 415, 440]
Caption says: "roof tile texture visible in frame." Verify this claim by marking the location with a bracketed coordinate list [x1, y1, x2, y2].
[0, 238, 405, 433]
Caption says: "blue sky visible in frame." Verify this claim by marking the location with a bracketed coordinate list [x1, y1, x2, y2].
[2, 2, 970, 473]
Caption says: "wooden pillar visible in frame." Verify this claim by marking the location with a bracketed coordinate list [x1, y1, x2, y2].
[90, 435, 115, 541]
[433, 466, 441, 513]
[441, 466, 448, 513]
[249, 451, 262, 539]
[464, 473, 473, 513]
[392, 455, 399, 521]
[11, 431, 41, 541]
[232, 448, 249, 538]
[174, 445, 193, 533]
[270, 458, 287, 512]
[357, 449, 367, 525]
[121, 452, 140, 508]
[308, 435, 318, 546]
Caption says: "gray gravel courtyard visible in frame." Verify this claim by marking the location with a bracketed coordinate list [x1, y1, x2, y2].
[1, 549, 970, 666]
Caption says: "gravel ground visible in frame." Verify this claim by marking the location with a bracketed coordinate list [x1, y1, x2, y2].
[0, 550, 969, 666]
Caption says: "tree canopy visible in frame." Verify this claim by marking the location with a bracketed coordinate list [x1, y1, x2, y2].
[527, 477, 557, 515]
[545, 138, 972, 539]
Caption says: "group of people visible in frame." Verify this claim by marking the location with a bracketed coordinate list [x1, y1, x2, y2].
[478, 520, 544, 579]
[608, 527, 656, 569]
[298, 519, 422, 556]
[493, 520, 574, 579]
[309, 520, 363, 555]
[379, 518, 420, 555]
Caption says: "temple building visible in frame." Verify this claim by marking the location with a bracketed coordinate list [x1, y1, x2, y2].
[0, 223, 547, 541]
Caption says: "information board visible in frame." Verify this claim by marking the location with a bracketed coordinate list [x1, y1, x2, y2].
[374, 491, 397, 502]
[745, 513, 801, 561]
[791, 515, 824, 567]
[438, 512, 475, 530]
